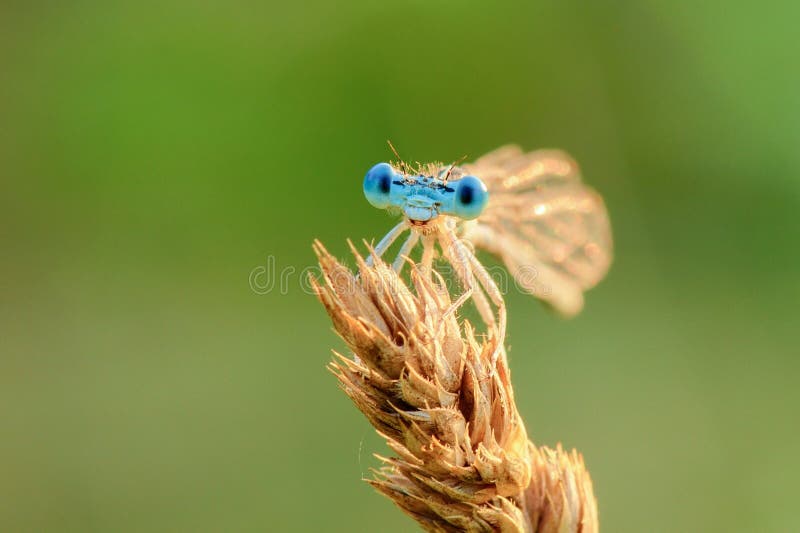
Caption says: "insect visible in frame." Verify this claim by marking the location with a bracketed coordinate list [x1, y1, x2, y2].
[363, 144, 613, 346]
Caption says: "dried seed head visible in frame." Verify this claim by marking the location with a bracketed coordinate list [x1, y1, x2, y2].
[311, 240, 598, 532]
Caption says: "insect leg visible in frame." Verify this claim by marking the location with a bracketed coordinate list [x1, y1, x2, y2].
[464, 243, 505, 309]
[392, 232, 420, 273]
[465, 246, 508, 364]
[461, 223, 500, 256]
[420, 234, 436, 277]
[435, 286, 474, 338]
[366, 221, 407, 266]
[439, 230, 495, 330]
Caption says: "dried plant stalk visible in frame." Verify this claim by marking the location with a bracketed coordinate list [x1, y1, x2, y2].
[311, 240, 598, 532]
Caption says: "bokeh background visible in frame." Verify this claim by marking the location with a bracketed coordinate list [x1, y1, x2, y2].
[2, 1, 798, 531]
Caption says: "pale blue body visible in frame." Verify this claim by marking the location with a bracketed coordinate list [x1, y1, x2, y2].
[363, 162, 489, 223]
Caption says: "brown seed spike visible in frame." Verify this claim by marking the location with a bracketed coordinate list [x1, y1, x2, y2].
[313, 241, 599, 532]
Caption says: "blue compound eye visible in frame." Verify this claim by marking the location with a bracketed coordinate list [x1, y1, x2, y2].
[363, 162, 395, 209]
[451, 175, 488, 220]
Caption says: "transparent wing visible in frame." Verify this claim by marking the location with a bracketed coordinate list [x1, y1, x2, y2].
[461, 145, 613, 317]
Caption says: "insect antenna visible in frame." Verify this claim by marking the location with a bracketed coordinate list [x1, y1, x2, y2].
[386, 140, 410, 181]
[443, 154, 468, 183]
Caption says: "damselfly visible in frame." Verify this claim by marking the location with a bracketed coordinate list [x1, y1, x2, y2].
[363, 144, 613, 345]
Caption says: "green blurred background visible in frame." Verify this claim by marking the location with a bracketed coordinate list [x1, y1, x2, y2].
[1, 1, 798, 531]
